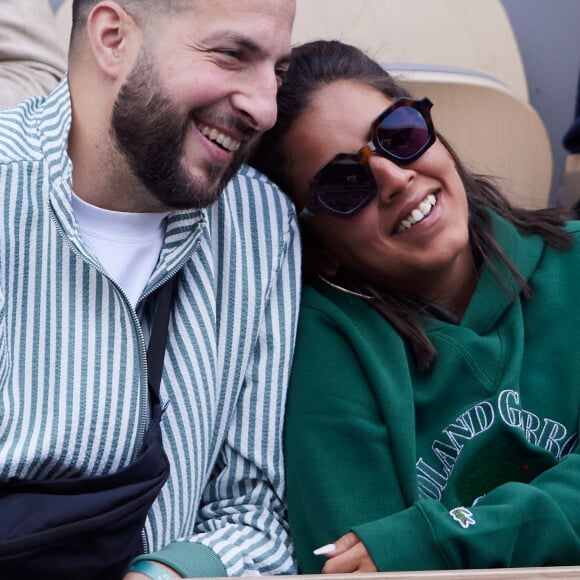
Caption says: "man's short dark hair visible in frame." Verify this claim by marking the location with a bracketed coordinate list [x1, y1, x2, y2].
[70, 0, 192, 45]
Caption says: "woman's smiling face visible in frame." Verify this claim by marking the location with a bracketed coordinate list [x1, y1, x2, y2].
[282, 80, 474, 303]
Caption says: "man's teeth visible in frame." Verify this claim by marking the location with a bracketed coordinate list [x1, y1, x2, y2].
[397, 194, 437, 232]
[199, 125, 241, 152]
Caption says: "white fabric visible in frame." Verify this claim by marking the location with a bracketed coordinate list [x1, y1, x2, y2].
[71, 192, 169, 308]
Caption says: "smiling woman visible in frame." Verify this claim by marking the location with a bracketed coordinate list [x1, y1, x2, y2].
[249, 40, 580, 574]
[279, 79, 474, 321]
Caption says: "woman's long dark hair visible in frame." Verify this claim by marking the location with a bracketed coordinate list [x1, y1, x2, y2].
[250, 40, 573, 370]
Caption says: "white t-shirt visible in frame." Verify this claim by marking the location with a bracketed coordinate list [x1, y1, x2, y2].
[71, 192, 170, 308]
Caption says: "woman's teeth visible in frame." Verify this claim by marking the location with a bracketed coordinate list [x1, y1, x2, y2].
[198, 124, 241, 152]
[397, 194, 437, 232]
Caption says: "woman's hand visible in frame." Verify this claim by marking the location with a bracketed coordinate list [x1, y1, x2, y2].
[321, 531, 377, 573]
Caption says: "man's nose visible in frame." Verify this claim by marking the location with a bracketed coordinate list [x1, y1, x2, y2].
[231, 67, 279, 133]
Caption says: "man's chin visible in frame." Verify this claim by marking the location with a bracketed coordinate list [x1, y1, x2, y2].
[163, 151, 249, 209]
[205, 152, 249, 192]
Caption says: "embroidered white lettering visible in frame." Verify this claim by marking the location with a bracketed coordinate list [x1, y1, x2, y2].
[416, 390, 577, 499]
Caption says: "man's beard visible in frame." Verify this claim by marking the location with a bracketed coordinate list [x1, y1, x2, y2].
[111, 54, 251, 210]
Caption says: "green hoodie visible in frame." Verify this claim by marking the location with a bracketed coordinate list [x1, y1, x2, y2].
[285, 213, 580, 572]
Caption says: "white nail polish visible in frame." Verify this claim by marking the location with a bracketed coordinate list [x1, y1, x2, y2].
[313, 543, 336, 556]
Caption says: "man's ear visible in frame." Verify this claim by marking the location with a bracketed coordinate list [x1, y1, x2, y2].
[86, 1, 140, 79]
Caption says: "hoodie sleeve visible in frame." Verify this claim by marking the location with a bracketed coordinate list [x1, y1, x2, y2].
[284, 290, 418, 574]
[354, 451, 580, 570]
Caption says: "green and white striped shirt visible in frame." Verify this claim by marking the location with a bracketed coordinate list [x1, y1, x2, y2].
[0, 79, 300, 576]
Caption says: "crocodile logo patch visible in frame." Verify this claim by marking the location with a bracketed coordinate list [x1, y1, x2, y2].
[450, 507, 476, 529]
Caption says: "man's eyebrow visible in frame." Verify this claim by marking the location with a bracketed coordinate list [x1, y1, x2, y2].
[203, 31, 291, 66]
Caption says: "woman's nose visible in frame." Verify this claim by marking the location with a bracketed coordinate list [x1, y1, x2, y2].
[368, 155, 416, 204]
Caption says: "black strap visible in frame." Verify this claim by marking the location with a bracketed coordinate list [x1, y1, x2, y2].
[146, 275, 179, 399]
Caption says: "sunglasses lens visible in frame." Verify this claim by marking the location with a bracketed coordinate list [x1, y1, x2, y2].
[376, 106, 431, 161]
[305, 100, 433, 218]
[314, 159, 376, 215]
